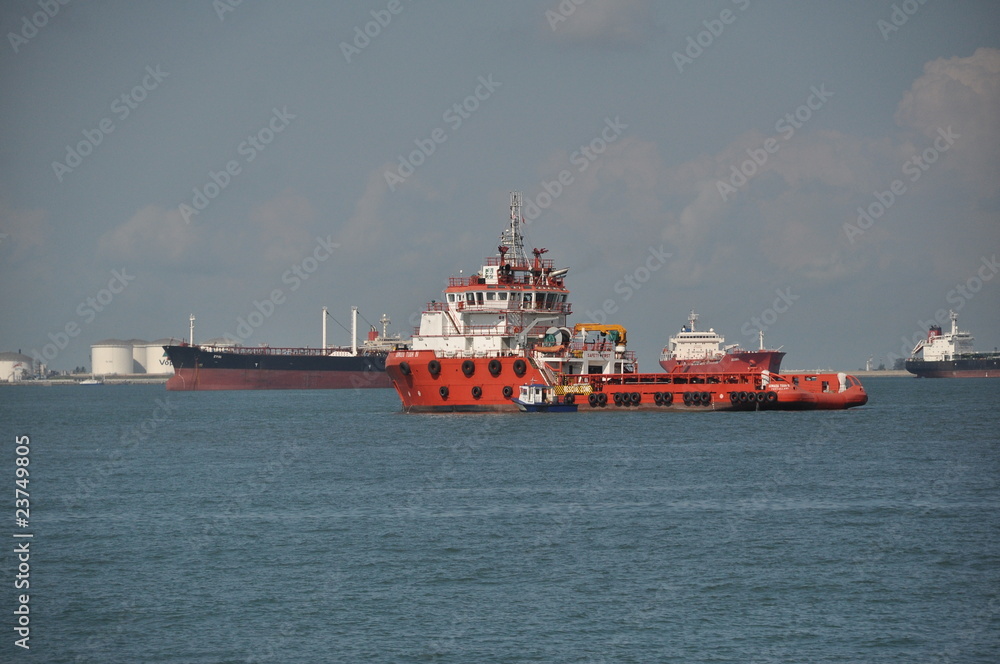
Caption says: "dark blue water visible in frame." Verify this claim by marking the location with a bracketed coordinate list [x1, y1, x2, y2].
[2, 377, 998, 662]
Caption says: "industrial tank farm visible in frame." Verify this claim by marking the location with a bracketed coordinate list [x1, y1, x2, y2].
[142, 339, 175, 375]
[0, 352, 34, 382]
[91, 339, 134, 375]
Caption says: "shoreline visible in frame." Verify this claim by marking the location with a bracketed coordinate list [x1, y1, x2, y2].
[785, 370, 912, 377]
[1, 376, 170, 386]
[2, 371, 916, 386]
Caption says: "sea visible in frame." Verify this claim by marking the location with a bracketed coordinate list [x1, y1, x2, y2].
[1, 376, 997, 663]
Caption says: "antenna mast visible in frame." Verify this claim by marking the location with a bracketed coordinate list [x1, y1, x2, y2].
[499, 191, 530, 267]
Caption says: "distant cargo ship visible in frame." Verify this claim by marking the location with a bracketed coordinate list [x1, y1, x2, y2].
[164, 309, 400, 390]
[658, 310, 785, 374]
[905, 311, 1000, 378]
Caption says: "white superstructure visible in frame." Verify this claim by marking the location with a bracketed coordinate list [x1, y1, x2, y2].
[660, 310, 734, 362]
[402, 192, 633, 378]
[409, 192, 573, 358]
[910, 310, 976, 361]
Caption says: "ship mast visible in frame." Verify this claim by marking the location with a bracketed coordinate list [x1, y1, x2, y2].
[351, 306, 358, 356]
[499, 191, 530, 268]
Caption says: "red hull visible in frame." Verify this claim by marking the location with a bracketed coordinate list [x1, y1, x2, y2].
[659, 350, 785, 374]
[166, 367, 392, 391]
[563, 371, 867, 411]
[386, 352, 549, 412]
[386, 352, 867, 412]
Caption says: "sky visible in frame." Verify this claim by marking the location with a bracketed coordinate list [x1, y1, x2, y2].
[1, 0, 998, 373]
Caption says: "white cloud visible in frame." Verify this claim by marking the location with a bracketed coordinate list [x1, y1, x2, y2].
[99, 191, 319, 271]
[0, 200, 49, 257]
[522, 50, 1000, 292]
[99, 205, 193, 266]
[339, 166, 392, 253]
[241, 190, 317, 266]
[895, 47, 1000, 195]
[544, 0, 655, 47]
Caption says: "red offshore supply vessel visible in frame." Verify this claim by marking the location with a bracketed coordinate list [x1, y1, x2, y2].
[659, 310, 785, 374]
[384, 192, 868, 412]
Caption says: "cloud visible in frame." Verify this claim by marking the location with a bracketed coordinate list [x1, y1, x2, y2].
[544, 0, 655, 48]
[339, 166, 392, 253]
[240, 190, 317, 266]
[894, 47, 1000, 195]
[0, 200, 49, 258]
[337, 166, 452, 270]
[99, 205, 193, 266]
[522, 50, 1000, 291]
[98, 191, 318, 272]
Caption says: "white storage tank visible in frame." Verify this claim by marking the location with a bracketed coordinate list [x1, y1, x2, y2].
[91, 340, 133, 375]
[128, 339, 149, 373]
[0, 352, 34, 382]
[144, 339, 176, 375]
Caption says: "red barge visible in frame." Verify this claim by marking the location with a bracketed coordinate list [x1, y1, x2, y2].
[385, 192, 867, 412]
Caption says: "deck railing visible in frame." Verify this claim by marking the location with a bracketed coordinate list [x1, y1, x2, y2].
[190, 344, 384, 357]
